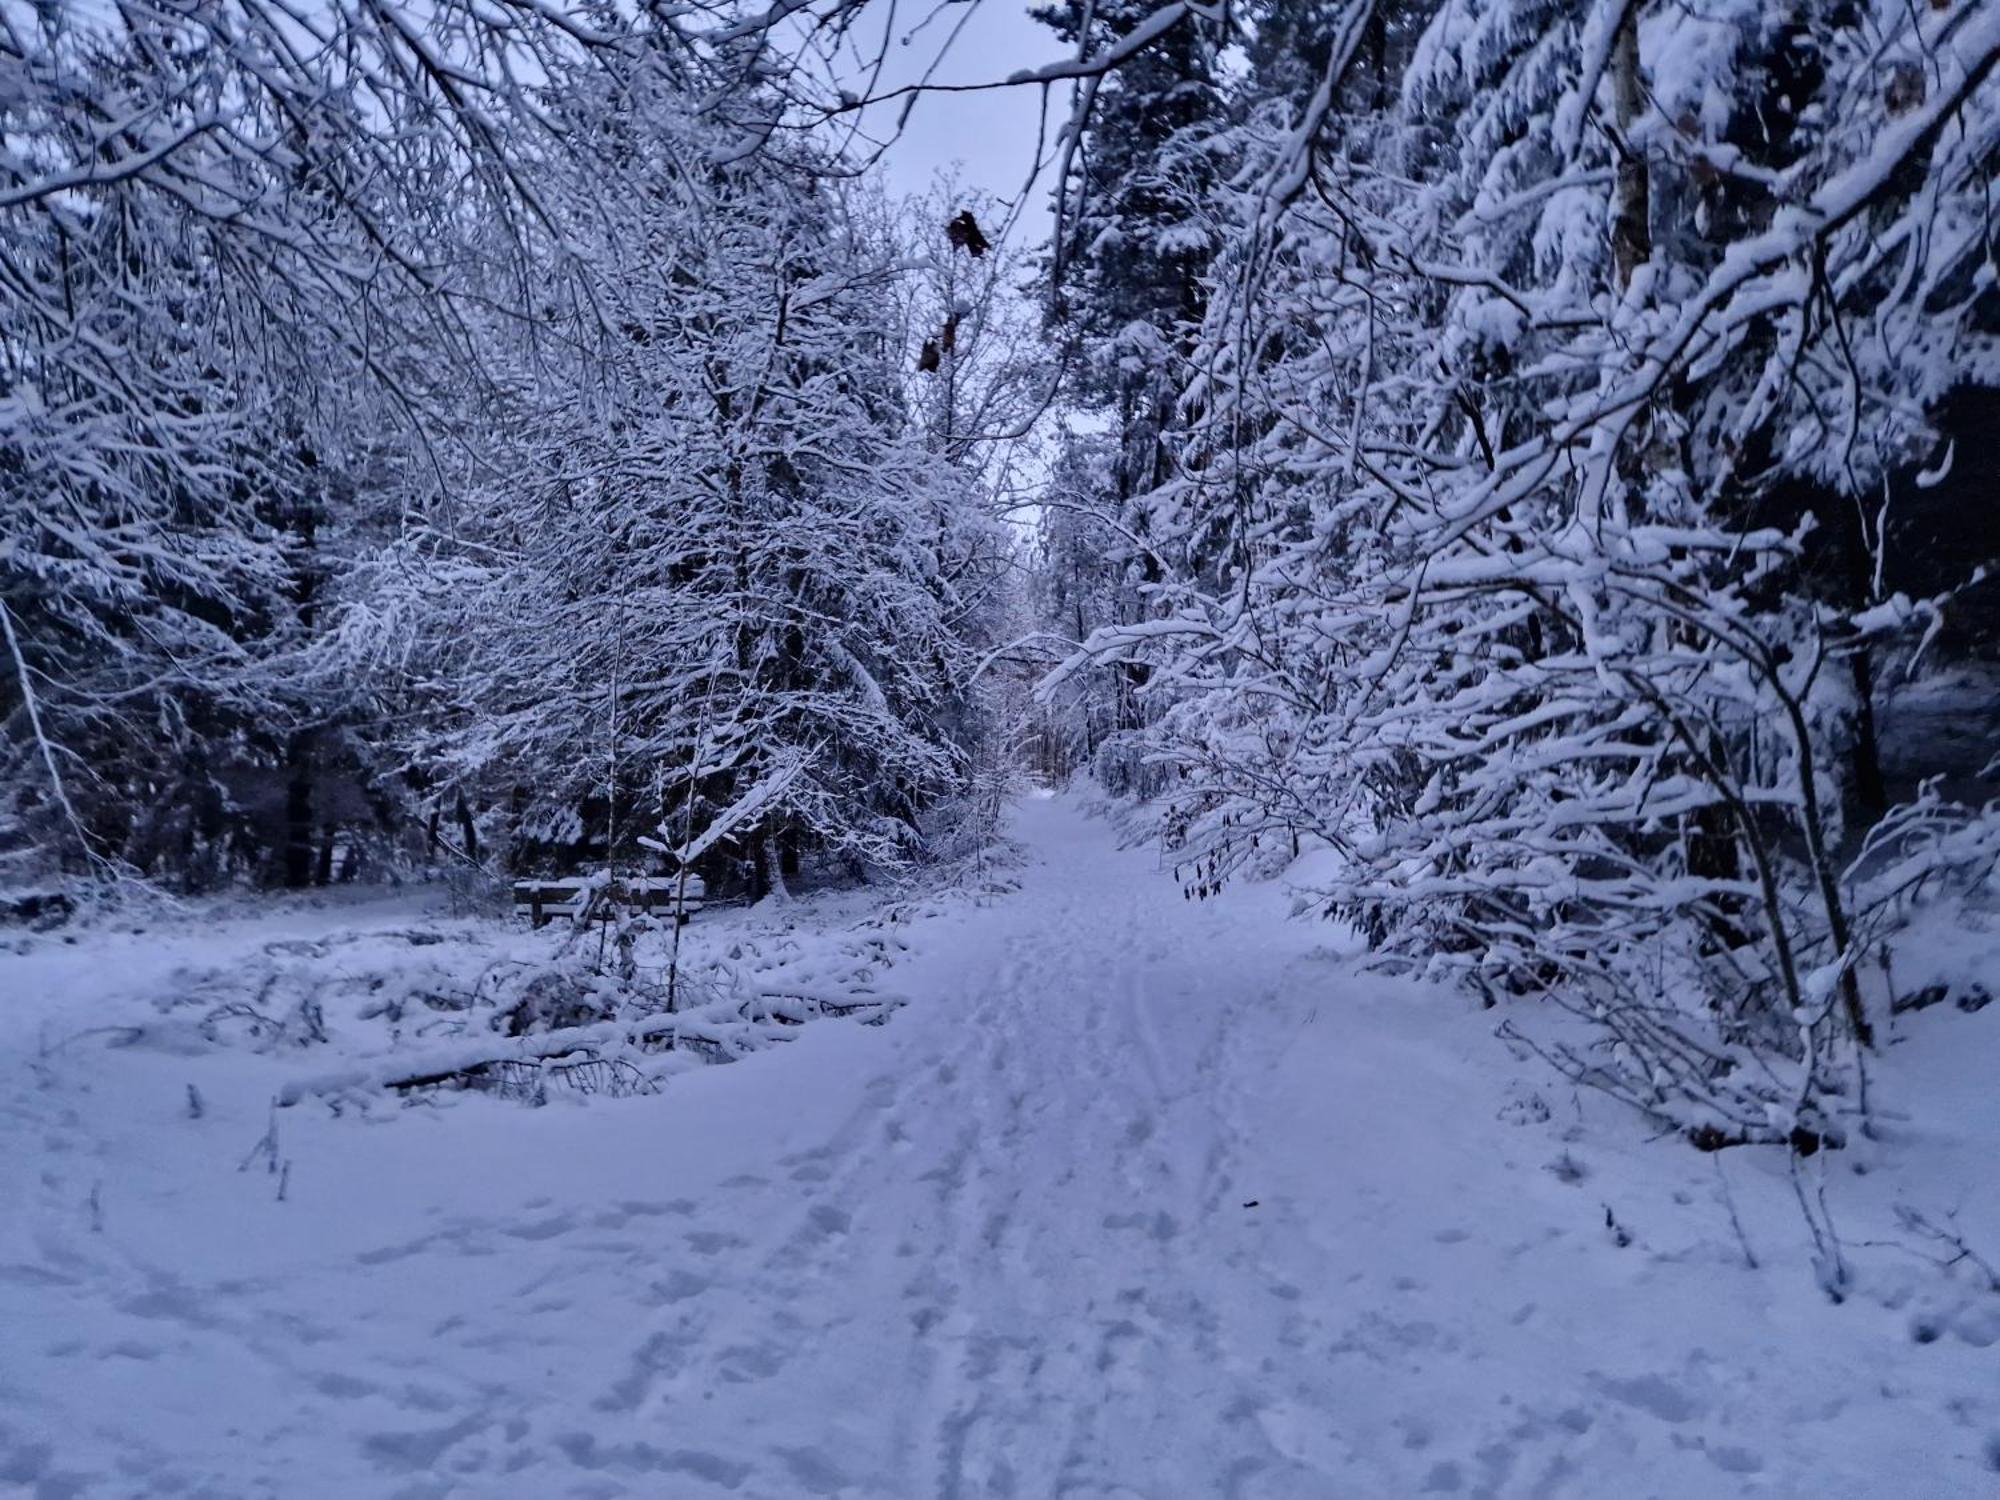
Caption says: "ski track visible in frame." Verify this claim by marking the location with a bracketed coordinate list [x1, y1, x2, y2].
[1, 795, 1995, 1498]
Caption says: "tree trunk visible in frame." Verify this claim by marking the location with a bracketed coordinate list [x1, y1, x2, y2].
[1848, 649, 1888, 823]
[1687, 727, 1749, 952]
[282, 729, 316, 889]
[1610, 16, 1651, 289]
[763, 831, 791, 902]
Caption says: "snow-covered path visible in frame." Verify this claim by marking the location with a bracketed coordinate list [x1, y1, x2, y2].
[3, 793, 1996, 1497]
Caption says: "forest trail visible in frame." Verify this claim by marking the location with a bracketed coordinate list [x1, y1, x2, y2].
[2, 794, 1995, 1497]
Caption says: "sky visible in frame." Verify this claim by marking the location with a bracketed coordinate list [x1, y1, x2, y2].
[843, 0, 1065, 250]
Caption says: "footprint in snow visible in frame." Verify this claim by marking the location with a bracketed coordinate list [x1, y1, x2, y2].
[311, 1371, 377, 1400]
[775, 1444, 852, 1496]
[359, 1413, 486, 1474]
[804, 1204, 852, 1239]
[639, 1267, 712, 1307]
[552, 1432, 752, 1486]
[1099, 1209, 1178, 1242]
[684, 1228, 747, 1255]
[717, 1341, 786, 1381]
[1705, 1442, 1765, 1475]
[616, 1198, 696, 1218]
[501, 1214, 573, 1242]
[595, 1329, 692, 1412]
[1589, 1370, 1703, 1424]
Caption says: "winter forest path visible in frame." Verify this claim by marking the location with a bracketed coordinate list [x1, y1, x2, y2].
[2, 793, 1995, 1497]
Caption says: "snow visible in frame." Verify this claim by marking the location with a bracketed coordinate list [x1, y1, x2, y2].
[2, 794, 1997, 1497]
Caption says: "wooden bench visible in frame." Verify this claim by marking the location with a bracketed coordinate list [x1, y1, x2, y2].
[512, 874, 706, 929]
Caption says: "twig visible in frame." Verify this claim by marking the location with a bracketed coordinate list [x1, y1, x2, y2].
[0, 595, 99, 870]
[1893, 1205, 2000, 1292]
[1713, 1154, 1759, 1270]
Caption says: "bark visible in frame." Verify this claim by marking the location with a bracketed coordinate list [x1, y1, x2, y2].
[456, 793, 480, 866]
[1609, 16, 1651, 289]
[763, 831, 792, 902]
[282, 730, 316, 889]
[1848, 649, 1888, 822]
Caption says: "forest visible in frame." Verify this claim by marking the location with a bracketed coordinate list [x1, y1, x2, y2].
[3, 0, 1999, 1493]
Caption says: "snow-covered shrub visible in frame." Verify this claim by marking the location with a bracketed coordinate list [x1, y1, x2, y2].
[135, 912, 917, 1112]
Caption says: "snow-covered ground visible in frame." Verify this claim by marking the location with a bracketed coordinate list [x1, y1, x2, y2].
[2, 793, 1996, 1498]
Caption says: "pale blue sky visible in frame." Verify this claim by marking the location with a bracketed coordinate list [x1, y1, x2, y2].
[855, 1, 1064, 249]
